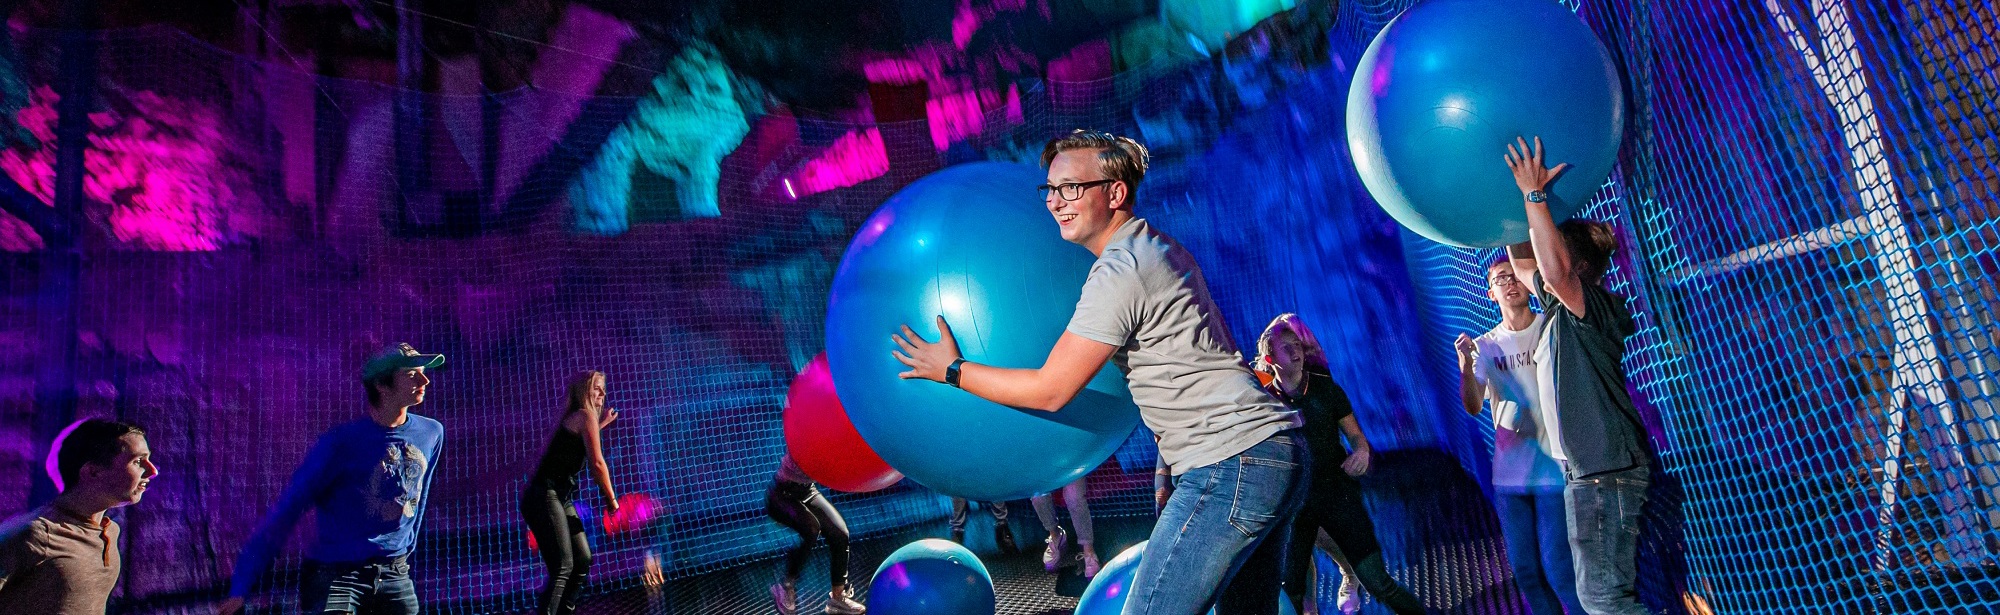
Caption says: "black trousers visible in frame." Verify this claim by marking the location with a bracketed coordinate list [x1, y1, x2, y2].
[765, 481, 851, 587]
[522, 486, 592, 615]
[1284, 477, 1426, 615]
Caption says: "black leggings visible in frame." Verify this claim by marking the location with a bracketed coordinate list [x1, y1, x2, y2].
[523, 488, 592, 615]
[1285, 478, 1425, 615]
[765, 481, 851, 587]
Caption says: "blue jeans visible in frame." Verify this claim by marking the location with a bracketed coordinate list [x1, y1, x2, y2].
[1125, 432, 1308, 615]
[1496, 490, 1583, 615]
[1564, 464, 1652, 615]
[299, 556, 419, 614]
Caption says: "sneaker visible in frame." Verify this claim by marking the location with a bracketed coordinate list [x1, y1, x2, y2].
[994, 525, 1020, 555]
[1336, 574, 1361, 614]
[1080, 547, 1101, 578]
[949, 527, 965, 545]
[1042, 526, 1069, 572]
[825, 587, 866, 614]
[771, 582, 797, 615]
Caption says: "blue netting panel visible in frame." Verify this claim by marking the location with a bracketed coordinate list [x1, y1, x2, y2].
[1396, 0, 2000, 612]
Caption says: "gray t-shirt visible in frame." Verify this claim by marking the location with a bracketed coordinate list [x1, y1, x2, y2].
[1066, 217, 1299, 475]
[0, 504, 122, 615]
[1532, 270, 1648, 478]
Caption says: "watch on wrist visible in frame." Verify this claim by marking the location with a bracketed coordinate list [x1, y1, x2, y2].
[945, 358, 968, 388]
[1526, 190, 1548, 203]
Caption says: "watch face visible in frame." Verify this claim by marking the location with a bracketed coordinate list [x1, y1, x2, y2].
[1528, 191, 1548, 203]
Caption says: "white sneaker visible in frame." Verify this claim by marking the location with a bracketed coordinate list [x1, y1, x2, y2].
[771, 582, 797, 615]
[1042, 526, 1069, 572]
[1336, 574, 1361, 614]
[825, 587, 866, 614]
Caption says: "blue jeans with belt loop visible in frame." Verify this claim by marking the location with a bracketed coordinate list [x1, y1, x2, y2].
[1124, 431, 1310, 615]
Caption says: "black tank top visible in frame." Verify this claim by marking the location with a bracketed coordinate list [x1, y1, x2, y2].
[530, 420, 588, 499]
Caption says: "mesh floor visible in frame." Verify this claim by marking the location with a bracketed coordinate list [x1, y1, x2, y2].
[571, 450, 1511, 615]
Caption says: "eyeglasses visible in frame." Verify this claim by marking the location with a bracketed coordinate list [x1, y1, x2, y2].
[1037, 179, 1117, 201]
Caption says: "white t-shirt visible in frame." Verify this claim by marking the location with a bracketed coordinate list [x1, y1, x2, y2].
[1066, 218, 1299, 475]
[1531, 310, 1567, 464]
[1476, 313, 1564, 492]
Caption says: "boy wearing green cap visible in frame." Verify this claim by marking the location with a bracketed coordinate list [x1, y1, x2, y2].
[220, 343, 446, 615]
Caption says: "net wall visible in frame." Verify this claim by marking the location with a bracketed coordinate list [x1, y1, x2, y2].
[0, 0, 1996, 613]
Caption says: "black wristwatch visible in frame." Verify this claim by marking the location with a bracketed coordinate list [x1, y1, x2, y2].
[945, 358, 968, 388]
[1526, 189, 1549, 203]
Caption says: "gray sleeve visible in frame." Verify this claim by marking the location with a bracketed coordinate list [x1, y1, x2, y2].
[0, 515, 41, 592]
[1065, 251, 1143, 347]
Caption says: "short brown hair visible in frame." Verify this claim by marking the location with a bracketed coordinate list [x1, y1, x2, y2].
[1559, 219, 1620, 285]
[57, 419, 145, 485]
[1040, 129, 1150, 203]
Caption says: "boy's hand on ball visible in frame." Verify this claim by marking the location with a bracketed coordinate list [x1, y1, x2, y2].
[1503, 135, 1570, 197]
[892, 315, 963, 382]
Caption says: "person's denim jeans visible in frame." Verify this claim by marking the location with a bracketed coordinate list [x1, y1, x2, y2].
[1496, 490, 1583, 615]
[299, 555, 419, 615]
[1564, 464, 1652, 615]
[1124, 432, 1309, 615]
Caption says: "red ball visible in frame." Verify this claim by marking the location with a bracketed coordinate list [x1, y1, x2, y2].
[784, 353, 904, 492]
[603, 493, 661, 534]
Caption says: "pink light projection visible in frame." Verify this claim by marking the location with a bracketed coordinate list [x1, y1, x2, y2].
[951, 1, 984, 49]
[1, 86, 267, 252]
[1048, 39, 1115, 82]
[926, 89, 988, 151]
[864, 58, 930, 86]
[790, 128, 890, 197]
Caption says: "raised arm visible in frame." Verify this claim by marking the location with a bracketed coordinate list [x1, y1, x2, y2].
[1455, 333, 1483, 417]
[893, 317, 1117, 412]
[1504, 136, 1586, 318]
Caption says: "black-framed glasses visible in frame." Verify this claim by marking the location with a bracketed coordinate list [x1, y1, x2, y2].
[1037, 179, 1117, 201]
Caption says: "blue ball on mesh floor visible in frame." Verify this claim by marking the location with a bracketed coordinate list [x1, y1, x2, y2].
[866, 539, 996, 615]
[1346, 0, 1625, 248]
[824, 162, 1141, 502]
[1074, 541, 1297, 615]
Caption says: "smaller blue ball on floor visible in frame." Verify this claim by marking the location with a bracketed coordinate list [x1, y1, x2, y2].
[867, 539, 996, 615]
[1074, 541, 1298, 615]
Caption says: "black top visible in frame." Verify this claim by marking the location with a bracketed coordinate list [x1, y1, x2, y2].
[529, 421, 588, 499]
[1270, 369, 1354, 486]
[1534, 271, 1650, 477]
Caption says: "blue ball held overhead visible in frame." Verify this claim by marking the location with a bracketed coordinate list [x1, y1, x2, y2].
[867, 539, 997, 615]
[1346, 0, 1626, 248]
[824, 162, 1141, 503]
[1073, 541, 1296, 615]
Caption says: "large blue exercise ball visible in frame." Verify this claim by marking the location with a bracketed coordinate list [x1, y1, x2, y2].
[1074, 541, 1296, 615]
[824, 162, 1141, 502]
[868, 539, 996, 615]
[1346, 0, 1625, 248]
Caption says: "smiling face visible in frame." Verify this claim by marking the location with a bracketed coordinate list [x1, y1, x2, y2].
[1044, 149, 1127, 250]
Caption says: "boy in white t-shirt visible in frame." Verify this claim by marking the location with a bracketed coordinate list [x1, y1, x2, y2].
[1455, 255, 1583, 615]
